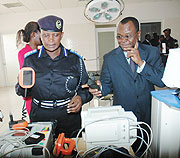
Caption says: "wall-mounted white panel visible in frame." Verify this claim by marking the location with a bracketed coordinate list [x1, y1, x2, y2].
[2, 34, 19, 86]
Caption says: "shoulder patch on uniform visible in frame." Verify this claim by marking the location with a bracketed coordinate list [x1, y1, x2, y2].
[69, 50, 82, 59]
[24, 49, 38, 59]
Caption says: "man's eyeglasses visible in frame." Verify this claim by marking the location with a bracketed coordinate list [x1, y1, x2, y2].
[116, 33, 137, 40]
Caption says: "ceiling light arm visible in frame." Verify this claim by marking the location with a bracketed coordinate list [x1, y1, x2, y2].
[119, 0, 125, 15]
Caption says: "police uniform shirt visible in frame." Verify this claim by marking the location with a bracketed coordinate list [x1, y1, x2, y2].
[162, 36, 178, 50]
[23, 44, 89, 101]
[17, 44, 92, 137]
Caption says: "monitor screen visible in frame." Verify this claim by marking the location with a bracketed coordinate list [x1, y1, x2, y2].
[23, 70, 33, 86]
[162, 48, 180, 88]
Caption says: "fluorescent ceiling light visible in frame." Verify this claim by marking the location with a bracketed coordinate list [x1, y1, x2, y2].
[84, 0, 124, 23]
[2, 2, 23, 8]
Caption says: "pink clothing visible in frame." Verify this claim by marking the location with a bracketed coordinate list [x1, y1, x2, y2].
[18, 44, 33, 69]
[18, 44, 33, 120]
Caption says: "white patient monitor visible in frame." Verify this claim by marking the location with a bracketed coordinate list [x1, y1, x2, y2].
[81, 106, 137, 150]
[162, 48, 180, 88]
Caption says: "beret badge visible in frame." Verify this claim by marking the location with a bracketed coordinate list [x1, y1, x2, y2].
[56, 20, 62, 30]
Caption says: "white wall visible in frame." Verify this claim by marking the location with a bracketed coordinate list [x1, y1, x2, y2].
[0, 35, 5, 86]
[0, 0, 179, 87]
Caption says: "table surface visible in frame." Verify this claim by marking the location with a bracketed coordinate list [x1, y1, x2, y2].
[151, 89, 180, 109]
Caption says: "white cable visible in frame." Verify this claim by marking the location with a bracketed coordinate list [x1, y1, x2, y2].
[132, 135, 152, 158]
[134, 124, 144, 154]
[130, 127, 150, 145]
[83, 145, 104, 157]
[75, 149, 84, 158]
[92, 146, 106, 158]
[131, 122, 153, 157]
[0, 128, 29, 138]
[75, 127, 85, 157]
[136, 122, 153, 151]
[95, 145, 134, 158]
[0, 129, 30, 144]
[130, 125, 150, 154]
[82, 145, 134, 158]
[0, 144, 50, 158]
[0, 129, 31, 148]
[0, 128, 50, 158]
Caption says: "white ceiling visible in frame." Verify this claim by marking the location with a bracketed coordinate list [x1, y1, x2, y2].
[0, 0, 175, 15]
[0, 0, 88, 15]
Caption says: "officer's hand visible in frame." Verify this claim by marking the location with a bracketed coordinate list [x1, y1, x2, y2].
[82, 80, 102, 97]
[67, 95, 82, 113]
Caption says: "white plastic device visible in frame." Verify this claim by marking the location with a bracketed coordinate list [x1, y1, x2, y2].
[81, 106, 137, 150]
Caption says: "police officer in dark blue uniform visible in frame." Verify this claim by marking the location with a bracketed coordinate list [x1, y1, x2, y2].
[162, 28, 179, 53]
[16, 15, 93, 137]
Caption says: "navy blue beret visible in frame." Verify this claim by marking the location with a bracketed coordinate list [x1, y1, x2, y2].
[38, 15, 63, 32]
[163, 28, 171, 33]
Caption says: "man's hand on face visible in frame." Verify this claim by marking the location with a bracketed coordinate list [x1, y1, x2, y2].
[123, 41, 144, 67]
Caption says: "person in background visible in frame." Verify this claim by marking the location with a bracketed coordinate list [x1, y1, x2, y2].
[16, 21, 42, 119]
[162, 28, 179, 53]
[83, 16, 165, 156]
[142, 33, 151, 45]
[150, 32, 159, 47]
[15, 15, 93, 138]
[158, 34, 167, 66]
[16, 21, 42, 68]
[159, 34, 165, 48]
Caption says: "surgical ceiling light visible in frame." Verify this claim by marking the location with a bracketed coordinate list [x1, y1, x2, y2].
[84, 0, 125, 23]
